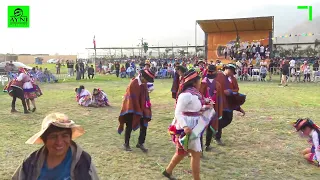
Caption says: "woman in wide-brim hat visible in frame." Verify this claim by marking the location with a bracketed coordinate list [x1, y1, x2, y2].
[163, 70, 215, 180]
[12, 113, 99, 180]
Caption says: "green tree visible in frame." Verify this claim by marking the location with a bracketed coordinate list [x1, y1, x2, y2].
[143, 42, 148, 53]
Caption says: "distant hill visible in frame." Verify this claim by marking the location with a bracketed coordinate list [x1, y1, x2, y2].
[274, 16, 320, 44]
[233, 3, 320, 36]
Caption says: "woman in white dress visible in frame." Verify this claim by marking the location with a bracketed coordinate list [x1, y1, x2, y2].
[75, 85, 95, 107]
[163, 70, 215, 180]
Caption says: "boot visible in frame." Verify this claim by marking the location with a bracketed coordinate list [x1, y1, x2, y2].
[32, 108, 36, 112]
[205, 145, 213, 152]
[123, 144, 132, 151]
[11, 109, 18, 113]
[136, 144, 148, 153]
[162, 170, 177, 180]
[215, 139, 225, 146]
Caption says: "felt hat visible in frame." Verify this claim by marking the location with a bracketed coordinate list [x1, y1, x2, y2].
[183, 69, 200, 84]
[208, 65, 217, 72]
[25, 113, 85, 144]
[292, 118, 319, 131]
[197, 60, 206, 65]
[223, 63, 237, 74]
[140, 69, 155, 83]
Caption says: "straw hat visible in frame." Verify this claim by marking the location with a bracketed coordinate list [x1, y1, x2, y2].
[25, 113, 85, 144]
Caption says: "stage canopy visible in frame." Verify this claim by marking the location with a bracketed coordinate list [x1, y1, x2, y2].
[197, 16, 273, 33]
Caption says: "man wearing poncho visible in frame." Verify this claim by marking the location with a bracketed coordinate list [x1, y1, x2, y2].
[214, 64, 246, 145]
[118, 69, 155, 152]
[199, 64, 223, 151]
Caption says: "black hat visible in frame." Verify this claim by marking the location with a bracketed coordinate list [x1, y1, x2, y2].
[223, 63, 237, 75]
[175, 65, 187, 73]
[140, 69, 155, 83]
[208, 65, 217, 72]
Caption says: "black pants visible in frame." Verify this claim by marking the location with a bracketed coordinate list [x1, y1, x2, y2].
[81, 71, 85, 79]
[116, 70, 119, 77]
[88, 74, 94, 79]
[124, 114, 147, 145]
[200, 126, 215, 148]
[215, 111, 233, 140]
[11, 87, 28, 112]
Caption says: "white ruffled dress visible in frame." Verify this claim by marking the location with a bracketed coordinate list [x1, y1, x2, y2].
[173, 92, 215, 152]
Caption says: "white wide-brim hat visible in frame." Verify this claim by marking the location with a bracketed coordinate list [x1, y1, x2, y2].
[26, 113, 85, 144]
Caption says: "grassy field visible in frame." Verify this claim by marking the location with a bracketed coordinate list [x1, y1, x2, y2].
[0, 76, 320, 180]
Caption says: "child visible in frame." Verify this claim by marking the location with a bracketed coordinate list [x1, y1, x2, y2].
[303, 66, 311, 82]
[293, 118, 320, 167]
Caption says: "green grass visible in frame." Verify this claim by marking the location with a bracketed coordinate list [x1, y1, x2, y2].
[0, 76, 320, 180]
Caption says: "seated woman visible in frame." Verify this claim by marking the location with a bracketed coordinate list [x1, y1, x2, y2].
[92, 88, 110, 107]
[12, 113, 99, 180]
[75, 85, 95, 107]
[293, 118, 320, 167]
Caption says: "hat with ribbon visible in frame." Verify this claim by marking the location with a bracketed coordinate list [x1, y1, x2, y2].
[293, 118, 319, 131]
[25, 113, 85, 144]
[183, 69, 200, 84]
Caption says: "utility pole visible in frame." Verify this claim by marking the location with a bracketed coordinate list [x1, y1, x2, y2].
[138, 38, 146, 57]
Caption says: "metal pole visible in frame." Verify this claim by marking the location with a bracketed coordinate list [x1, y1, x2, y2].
[187, 41, 189, 58]
[172, 43, 174, 58]
[158, 42, 160, 58]
[195, 21, 197, 57]
[94, 49, 96, 66]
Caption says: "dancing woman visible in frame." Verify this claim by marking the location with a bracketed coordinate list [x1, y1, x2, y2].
[164, 70, 215, 180]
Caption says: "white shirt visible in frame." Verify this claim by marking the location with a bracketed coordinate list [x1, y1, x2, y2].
[260, 46, 264, 53]
[175, 92, 202, 129]
[311, 130, 320, 163]
[289, 59, 296, 67]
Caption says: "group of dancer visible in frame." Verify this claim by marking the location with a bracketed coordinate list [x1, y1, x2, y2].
[117, 60, 246, 179]
[75, 85, 110, 107]
[4, 68, 42, 114]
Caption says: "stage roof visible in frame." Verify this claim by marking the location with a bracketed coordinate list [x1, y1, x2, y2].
[197, 16, 273, 33]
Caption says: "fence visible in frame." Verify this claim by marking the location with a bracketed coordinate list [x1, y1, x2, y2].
[235, 66, 320, 82]
[0, 72, 72, 86]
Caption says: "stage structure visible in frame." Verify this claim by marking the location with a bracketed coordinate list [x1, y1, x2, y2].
[196, 16, 274, 62]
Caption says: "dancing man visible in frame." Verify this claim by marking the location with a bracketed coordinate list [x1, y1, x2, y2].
[214, 64, 244, 145]
[118, 69, 155, 152]
[199, 64, 223, 151]
[171, 64, 187, 99]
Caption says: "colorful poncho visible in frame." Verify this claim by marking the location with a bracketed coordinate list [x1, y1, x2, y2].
[118, 78, 152, 134]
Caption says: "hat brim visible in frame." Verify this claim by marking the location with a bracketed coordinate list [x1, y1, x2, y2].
[25, 124, 85, 144]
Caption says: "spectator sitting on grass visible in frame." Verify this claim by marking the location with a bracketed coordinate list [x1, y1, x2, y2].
[120, 65, 126, 78]
[44, 68, 58, 83]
